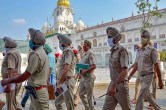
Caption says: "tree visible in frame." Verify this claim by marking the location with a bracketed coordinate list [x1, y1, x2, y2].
[160, 51, 166, 61]
[135, 0, 162, 31]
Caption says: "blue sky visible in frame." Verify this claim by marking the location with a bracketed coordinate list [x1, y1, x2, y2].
[0, 0, 166, 40]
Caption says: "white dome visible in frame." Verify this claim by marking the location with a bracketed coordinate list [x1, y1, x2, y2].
[57, 15, 65, 23]
[77, 19, 85, 27]
[73, 23, 77, 28]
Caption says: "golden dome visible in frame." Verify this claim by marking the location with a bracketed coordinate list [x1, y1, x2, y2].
[57, 0, 70, 8]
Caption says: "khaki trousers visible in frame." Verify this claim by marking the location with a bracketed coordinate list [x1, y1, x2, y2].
[55, 78, 75, 110]
[103, 82, 131, 110]
[31, 87, 49, 110]
[134, 74, 141, 100]
[6, 83, 22, 110]
[79, 77, 95, 110]
[135, 74, 161, 110]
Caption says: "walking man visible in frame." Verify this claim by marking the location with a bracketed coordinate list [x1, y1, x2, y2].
[103, 27, 131, 110]
[79, 40, 96, 110]
[1, 37, 23, 110]
[2, 28, 50, 110]
[55, 34, 75, 110]
[128, 30, 164, 110]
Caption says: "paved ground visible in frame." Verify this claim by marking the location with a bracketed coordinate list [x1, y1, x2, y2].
[1, 84, 166, 110]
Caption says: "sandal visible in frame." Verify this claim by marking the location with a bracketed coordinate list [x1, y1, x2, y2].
[0, 101, 5, 110]
[74, 103, 77, 107]
[147, 104, 154, 110]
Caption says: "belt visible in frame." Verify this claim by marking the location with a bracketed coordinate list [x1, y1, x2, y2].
[35, 85, 47, 90]
[141, 73, 153, 77]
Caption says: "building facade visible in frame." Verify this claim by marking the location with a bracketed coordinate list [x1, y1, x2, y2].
[43, 0, 166, 68]
[71, 9, 166, 67]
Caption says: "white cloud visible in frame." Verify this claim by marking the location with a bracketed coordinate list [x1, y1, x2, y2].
[13, 19, 26, 25]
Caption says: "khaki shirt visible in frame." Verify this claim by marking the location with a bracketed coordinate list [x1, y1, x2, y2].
[1, 48, 21, 78]
[58, 48, 75, 78]
[109, 45, 129, 81]
[81, 49, 96, 78]
[136, 44, 158, 75]
[26, 46, 49, 87]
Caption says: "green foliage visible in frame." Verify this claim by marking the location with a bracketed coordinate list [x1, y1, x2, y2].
[135, 0, 162, 30]
[45, 29, 55, 36]
[160, 51, 166, 61]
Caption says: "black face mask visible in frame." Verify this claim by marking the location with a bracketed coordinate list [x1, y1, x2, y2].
[107, 36, 112, 38]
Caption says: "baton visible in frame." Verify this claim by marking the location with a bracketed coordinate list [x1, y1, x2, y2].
[98, 93, 109, 98]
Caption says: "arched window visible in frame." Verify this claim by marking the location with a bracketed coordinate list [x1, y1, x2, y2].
[105, 53, 111, 66]
[93, 32, 97, 37]
[120, 25, 125, 32]
[128, 52, 132, 64]
[159, 28, 166, 38]
[120, 34, 125, 43]
[93, 39, 97, 47]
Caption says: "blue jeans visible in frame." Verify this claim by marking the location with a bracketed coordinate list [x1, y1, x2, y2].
[21, 90, 30, 108]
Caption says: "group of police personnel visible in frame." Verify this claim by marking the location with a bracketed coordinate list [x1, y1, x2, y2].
[0, 26, 164, 110]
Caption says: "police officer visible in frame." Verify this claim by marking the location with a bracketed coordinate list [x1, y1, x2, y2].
[103, 27, 131, 110]
[55, 34, 75, 110]
[2, 28, 50, 110]
[129, 30, 164, 110]
[1, 37, 22, 110]
[79, 40, 96, 110]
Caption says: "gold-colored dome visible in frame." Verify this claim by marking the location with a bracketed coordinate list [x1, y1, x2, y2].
[57, 0, 70, 8]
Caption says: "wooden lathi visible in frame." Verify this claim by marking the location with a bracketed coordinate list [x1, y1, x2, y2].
[47, 85, 55, 100]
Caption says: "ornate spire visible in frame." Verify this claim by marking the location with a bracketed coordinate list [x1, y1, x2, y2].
[57, 0, 70, 8]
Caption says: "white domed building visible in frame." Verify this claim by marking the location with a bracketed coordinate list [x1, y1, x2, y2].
[42, 0, 166, 84]
[42, 0, 86, 54]
[77, 19, 85, 31]
[42, 0, 86, 35]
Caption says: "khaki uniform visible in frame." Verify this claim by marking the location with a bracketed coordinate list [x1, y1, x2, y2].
[134, 73, 141, 100]
[55, 48, 75, 110]
[135, 44, 161, 110]
[79, 50, 96, 110]
[1, 48, 22, 110]
[103, 45, 131, 110]
[26, 46, 49, 110]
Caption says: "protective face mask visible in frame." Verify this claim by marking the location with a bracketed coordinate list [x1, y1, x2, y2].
[141, 38, 149, 45]
[59, 43, 65, 50]
[107, 38, 115, 47]
[29, 39, 35, 50]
